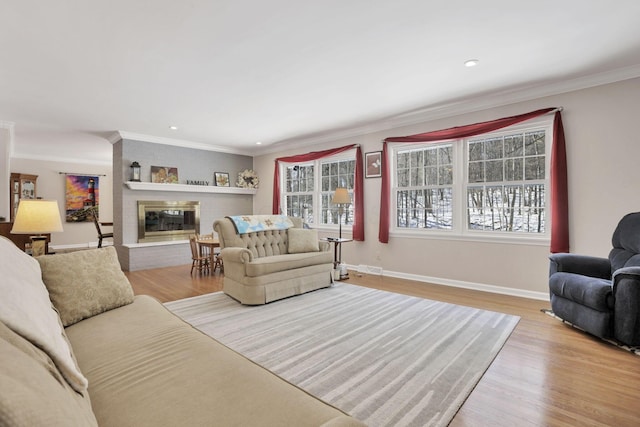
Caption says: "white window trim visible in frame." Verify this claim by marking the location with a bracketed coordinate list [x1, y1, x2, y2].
[390, 116, 553, 244]
[280, 152, 356, 232]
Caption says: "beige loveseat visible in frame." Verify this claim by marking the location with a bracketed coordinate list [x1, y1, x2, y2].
[214, 215, 334, 305]
[0, 237, 363, 426]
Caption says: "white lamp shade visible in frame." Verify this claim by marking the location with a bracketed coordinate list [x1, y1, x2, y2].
[11, 200, 64, 234]
[331, 187, 351, 205]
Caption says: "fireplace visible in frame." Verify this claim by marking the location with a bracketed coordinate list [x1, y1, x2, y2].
[137, 201, 200, 243]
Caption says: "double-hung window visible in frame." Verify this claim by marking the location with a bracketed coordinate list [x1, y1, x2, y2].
[392, 118, 551, 239]
[283, 156, 356, 227]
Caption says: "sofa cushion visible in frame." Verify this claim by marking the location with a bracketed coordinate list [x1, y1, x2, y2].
[0, 321, 97, 426]
[288, 228, 319, 254]
[0, 236, 88, 393]
[37, 246, 134, 327]
[245, 251, 332, 277]
[64, 295, 359, 427]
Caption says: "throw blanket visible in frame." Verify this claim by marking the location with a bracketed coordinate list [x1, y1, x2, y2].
[227, 215, 294, 234]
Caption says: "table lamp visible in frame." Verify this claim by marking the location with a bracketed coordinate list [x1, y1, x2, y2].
[331, 187, 351, 239]
[11, 200, 64, 256]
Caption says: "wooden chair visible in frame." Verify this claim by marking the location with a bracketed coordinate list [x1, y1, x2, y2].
[189, 235, 210, 275]
[91, 208, 113, 248]
[197, 233, 223, 273]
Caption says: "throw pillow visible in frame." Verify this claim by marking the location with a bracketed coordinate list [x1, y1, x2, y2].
[288, 228, 319, 254]
[38, 246, 135, 327]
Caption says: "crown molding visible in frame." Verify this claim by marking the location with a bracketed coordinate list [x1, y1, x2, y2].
[109, 131, 253, 156]
[257, 64, 640, 156]
[10, 152, 112, 166]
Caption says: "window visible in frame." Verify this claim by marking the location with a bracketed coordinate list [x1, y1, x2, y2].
[396, 144, 453, 229]
[393, 120, 550, 238]
[466, 130, 546, 232]
[283, 157, 355, 227]
[284, 164, 314, 222]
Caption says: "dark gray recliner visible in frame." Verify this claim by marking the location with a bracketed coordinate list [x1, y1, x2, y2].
[549, 212, 640, 346]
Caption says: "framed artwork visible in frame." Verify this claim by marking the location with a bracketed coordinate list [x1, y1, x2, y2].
[65, 175, 100, 222]
[214, 172, 230, 187]
[151, 166, 179, 184]
[365, 151, 382, 178]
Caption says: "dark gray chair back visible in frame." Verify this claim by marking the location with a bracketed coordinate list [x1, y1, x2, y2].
[609, 212, 640, 272]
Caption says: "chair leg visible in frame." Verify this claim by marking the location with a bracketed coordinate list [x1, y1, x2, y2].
[98, 236, 103, 248]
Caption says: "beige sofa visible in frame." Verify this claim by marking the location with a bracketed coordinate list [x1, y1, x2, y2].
[0, 237, 363, 427]
[213, 215, 334, 305]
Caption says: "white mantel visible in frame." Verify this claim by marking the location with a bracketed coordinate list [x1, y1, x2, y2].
[124, 181, 257, 195]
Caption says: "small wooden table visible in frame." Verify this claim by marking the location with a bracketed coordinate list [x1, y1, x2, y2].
[321, 237, 352, 280]
[197, 237, 221, 271]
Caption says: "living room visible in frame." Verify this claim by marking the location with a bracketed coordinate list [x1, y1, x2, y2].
[2, 2, 640, 426]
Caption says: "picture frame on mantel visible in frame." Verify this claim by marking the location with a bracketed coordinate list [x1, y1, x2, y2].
[214, 172, 230, 187]
[151, 166, 179, 184]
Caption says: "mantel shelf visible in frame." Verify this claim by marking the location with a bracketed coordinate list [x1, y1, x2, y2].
[125, 181, 257, 195]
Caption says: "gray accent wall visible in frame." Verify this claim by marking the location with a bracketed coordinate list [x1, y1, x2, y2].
[113, 138, 253, 270]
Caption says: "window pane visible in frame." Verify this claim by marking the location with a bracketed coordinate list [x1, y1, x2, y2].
[423, 167, 435, 185]
[398, 152, 409, 168]
[505, 158, 523, 181]
[486, 160, 503, 182]
[425, 149, 438, 166]
[467, 186, 485, 230]
[411, 165, 424, 186]
[321, 176, 329, 191]
[525, 131, 545, 155]
[398, 169, 409, 187]
[525, 157, 545, 180]
[505, 134, 523, 157]
[468, 141, 483, 161]
[468, 162, 484, 182]
[485, 138, 503, 160]
[438, 165, 452, 185]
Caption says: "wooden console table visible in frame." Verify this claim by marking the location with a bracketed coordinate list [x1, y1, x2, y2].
[0, 222, 51, 254]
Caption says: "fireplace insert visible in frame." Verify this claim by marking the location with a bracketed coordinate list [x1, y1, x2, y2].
[137, 200, 200, 242]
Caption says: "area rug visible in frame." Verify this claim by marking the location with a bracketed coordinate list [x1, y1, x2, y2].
[165, 283, 520, 427]
[541, 309, 640, 356]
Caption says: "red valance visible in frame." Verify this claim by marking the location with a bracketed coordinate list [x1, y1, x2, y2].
[272, 144, 364, 241]
[379, 108, 568, 253]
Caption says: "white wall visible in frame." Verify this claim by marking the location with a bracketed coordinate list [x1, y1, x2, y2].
[9, 158, 112, 248]
[253, 77, 640, 297]
[0, 126, 10, 220]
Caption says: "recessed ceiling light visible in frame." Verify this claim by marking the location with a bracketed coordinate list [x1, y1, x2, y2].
[464, 59, 479, 67]
[169, 126, 178, 130]
[256, 141, 262, 145]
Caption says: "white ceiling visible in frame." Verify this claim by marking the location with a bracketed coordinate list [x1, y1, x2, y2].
[2, 1, 640, 164]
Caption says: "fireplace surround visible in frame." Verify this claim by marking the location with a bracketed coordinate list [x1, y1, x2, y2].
[137, 200, 200, 243]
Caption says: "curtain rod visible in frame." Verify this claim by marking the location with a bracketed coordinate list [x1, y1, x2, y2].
[58, 172, 107, 177]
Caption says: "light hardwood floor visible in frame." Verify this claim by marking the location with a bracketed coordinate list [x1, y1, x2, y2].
[125, 266, 640, 426]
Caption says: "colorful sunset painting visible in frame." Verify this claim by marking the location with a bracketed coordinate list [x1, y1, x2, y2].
[65, 175, 100, 222]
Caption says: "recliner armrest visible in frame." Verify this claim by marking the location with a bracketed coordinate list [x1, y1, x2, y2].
[612, 266, 640, 346]
[549, 253, 611, 279]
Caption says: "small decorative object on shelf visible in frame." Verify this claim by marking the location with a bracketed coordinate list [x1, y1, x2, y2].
[237, 169, 259, 189]
[214, 172, 230, 187]
[151, 166, 179, 184]
[130, 161, 141, 182]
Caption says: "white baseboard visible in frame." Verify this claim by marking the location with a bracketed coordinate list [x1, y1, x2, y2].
[346, 264, 548, 301]
[50, 241, 113, 251]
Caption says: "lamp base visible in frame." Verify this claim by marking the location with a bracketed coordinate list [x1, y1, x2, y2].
[30, 236, 47, 257]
